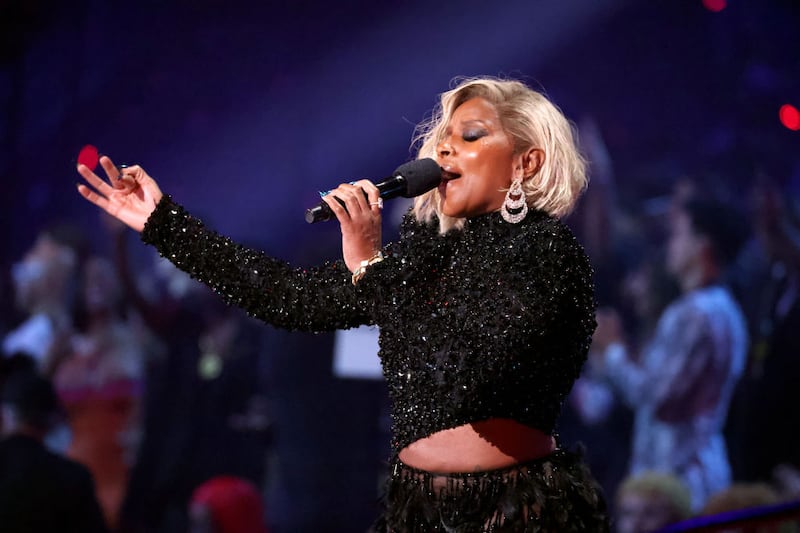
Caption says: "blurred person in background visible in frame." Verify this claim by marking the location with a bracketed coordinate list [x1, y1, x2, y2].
[2, 224, 86, 370]
[48, 255, 146, 530]
[188, 475, 269, 533]
[615, 471, 692, 533]
[568, 245, 679, 510]
[727, 176, 800, 484]
[0, 367, 107, 532]
[3, 223, 88, 454]
[593, 197, 749, 511]
[701, 482, 799, 533]
[101, 216, 272, 533]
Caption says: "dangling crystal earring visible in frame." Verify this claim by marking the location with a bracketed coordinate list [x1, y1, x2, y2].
[500, 177, 528, 223]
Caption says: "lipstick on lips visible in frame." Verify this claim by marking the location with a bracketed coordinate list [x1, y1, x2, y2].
[438, 168, 461, 195]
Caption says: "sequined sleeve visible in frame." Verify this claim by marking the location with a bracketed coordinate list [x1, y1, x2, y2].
[140, 196, 372, 332]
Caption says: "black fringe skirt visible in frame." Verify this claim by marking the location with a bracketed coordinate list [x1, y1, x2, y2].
[373, 449, 609, 532]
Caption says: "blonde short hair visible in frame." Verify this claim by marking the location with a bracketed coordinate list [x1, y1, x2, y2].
[412, 77, 587, 233]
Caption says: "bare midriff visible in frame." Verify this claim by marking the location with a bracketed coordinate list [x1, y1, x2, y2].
[397, 418, 556, 474]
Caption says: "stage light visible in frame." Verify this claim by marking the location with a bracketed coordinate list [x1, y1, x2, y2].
[779, 104, 800, 131]
[77, 144, 99, 170]
[702, 0, 727, 12]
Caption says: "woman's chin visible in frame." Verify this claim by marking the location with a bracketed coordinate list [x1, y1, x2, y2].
[439, 197, 462, 218]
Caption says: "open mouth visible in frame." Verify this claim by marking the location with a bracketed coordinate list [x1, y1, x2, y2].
[440, 169, 461, 181]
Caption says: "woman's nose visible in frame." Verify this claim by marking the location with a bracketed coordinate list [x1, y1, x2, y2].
[437, 140, 452, 158]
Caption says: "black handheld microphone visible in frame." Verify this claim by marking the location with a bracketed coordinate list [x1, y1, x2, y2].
[304, 158, 442, 224]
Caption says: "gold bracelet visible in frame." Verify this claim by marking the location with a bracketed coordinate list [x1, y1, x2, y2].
[351, 251, 384, 285]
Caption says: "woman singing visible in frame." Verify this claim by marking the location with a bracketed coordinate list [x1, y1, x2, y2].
[77, 77, 608, 531]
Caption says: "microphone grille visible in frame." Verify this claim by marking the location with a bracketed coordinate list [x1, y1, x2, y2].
[393, 158, 442, 198]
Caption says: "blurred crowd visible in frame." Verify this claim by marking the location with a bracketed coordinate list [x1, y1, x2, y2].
[0, 215, 272, 532]
[1, 119, 799, 533]
[559, 120, 800, 532]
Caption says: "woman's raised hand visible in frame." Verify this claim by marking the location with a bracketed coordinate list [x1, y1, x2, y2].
[76, 155, 164, 233]
[320, 179, 383, 272]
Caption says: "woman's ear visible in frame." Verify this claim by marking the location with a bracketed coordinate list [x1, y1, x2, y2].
[521, 147, 545, 178]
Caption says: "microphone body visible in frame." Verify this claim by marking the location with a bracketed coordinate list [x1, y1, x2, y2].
[305, 158, 441, 224]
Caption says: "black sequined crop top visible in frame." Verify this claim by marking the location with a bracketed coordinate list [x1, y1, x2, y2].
[142, 196, 596, 454]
